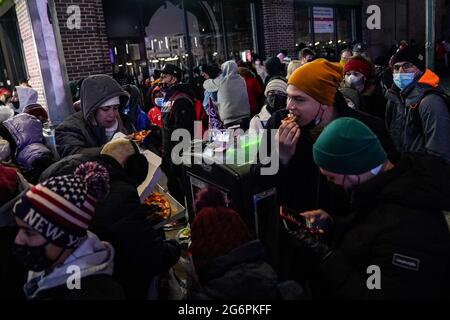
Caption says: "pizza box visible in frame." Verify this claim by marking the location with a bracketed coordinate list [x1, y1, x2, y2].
[150, 184, 186, 230]
[111, 132, 163, 203]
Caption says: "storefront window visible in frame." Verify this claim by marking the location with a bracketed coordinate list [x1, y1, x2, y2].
[105, 0, 257, 82]
[223, 0, 253, 60]
[336, 7, 354, 54]
[0, 7, 27, 88]
[185, 0, 226, 65]
[294, 2, 358, 61]
[109, 40, 144, 85]
[312, 6, 336, 60]
[294, 5, 312, 48]
[145, 0, 226, 73]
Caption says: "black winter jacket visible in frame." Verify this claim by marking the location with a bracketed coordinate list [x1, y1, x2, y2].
[252, 91, 397, 281]
[385, 69, 450, 163]
[31, 274, 125, 300]
[188, 240, 304, 300]
[313, 153, 450, 299]
[56, 112, 134, 158]
[161, 83, 196, 160]
[255, 90, 397, 213]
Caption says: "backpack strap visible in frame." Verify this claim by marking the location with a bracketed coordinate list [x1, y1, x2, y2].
[165, 92, 195, 121]
[385, 99, 396, 129]
[409, 89, 449, 133]
[170, 92, 195, 105]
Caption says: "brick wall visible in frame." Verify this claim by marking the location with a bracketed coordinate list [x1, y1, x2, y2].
[262, 0, 296, 58]
[15, 0, 46, 108]
[54, 0, 111, 81]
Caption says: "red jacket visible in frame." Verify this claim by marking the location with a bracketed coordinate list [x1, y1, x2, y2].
[147, 107, 162, 128]
[242, 75, 263, 115]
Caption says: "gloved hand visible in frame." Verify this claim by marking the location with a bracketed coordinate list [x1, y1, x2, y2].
[288, 226, 333, 262]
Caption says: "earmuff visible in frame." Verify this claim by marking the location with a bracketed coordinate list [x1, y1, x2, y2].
[124, 140, 149, 186]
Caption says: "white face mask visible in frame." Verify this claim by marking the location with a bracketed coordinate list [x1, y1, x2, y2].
[345, 74, 365, 93]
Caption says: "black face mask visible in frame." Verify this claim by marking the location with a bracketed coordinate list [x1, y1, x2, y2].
[266, 95, 287, 113]
[12, 242, 53, 272]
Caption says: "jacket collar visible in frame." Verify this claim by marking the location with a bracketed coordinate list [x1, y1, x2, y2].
[24, 232, 114, 299]
[258, 105, 273, 121]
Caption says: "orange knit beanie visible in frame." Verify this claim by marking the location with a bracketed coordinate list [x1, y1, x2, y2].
[288, 58, 343, 106]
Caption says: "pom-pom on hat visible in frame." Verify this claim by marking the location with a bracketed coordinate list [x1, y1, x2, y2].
[391, 46, 425, 71]
[13, 162, 110, 248]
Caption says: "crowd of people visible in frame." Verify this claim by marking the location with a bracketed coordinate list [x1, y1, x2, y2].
[1, 39, 450, 300]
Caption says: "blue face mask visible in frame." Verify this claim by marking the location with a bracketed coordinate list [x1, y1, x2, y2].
[154, 97, 165, 108]
[393, 73, 416, 91]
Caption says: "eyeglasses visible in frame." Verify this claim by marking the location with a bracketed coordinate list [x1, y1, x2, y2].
[393, 62, 414, 72]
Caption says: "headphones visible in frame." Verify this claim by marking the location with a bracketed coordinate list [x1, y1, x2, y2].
[124, 140, 149, 186]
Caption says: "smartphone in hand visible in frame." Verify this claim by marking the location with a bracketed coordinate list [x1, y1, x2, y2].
[279, 206, 323, 236]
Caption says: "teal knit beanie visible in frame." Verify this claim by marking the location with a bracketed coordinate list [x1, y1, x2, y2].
[313, 117, 387, 175]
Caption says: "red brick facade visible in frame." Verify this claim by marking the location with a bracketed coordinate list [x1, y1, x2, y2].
[15, 0, 46, 108]
[262, 0, 297, 58]
[53, 0, 111, 81]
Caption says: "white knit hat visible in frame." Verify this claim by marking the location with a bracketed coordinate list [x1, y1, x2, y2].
[264, 78, 287, 97]
[99, 96, 120, 108]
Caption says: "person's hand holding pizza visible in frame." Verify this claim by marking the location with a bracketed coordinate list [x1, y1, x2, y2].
[276, 114, 301, 165]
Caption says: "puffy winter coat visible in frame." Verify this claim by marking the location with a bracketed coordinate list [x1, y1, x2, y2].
[312, 154, 450, 299]
[385, 69, 450, 163]
[2, 113, 52, 170]
[56, 75, 134, 157]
